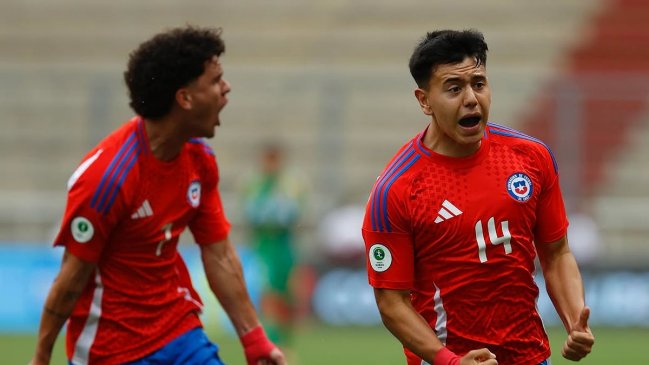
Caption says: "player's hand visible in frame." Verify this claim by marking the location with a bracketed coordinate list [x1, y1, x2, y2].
[434, 347, 496, 365]
[246, 346, 287, 365]
[562, 306, 595, 361]
[252, 347, 286, 365]
[241, 326, 287, 365]
[460, 348, 498, 365]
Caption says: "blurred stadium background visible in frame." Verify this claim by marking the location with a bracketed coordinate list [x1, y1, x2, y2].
[1, 0, 648, 363]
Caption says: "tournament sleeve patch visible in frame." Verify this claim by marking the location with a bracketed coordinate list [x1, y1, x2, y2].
[369, 243, 392, 272]
[71, 216, 94, 243]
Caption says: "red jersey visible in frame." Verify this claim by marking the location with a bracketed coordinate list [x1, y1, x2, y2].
[55, 117, 231, 364]
[362, 123, 568, 365]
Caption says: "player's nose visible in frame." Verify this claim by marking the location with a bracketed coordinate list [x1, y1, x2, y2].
[463, 88, 478, 107]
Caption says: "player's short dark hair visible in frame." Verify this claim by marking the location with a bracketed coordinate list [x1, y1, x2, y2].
[124, 26, 225, 119]
[409, 29, 488, 89]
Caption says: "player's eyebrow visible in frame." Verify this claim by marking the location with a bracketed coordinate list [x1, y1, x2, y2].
[443, 76, 461, 82]
[472, 74, 487, 82]
[441, 73, 486, 87]
[442, 76, 464, 85]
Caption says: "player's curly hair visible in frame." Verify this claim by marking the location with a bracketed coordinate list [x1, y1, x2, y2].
[409, 29, 488, 89]
[124, 26, 225, 119]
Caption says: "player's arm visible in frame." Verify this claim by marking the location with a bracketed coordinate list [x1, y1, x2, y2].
[374, 288, 444, 361]
[374, 288, 496, 365]
[537, 235, 594, 361]
[200, 238, 286, 365]
[31, 250, 96, 365]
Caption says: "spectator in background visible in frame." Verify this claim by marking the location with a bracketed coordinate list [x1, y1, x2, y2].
[242, 144, 306, 352]
[30, 26, 285, 365]
[362, 29, 594, 365]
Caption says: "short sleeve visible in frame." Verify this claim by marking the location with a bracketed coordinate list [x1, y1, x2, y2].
[54, 148, 125, 262]
[534, 146, 569, 243]
[362, 178, 414, 290]
[188, 155, 231, 244]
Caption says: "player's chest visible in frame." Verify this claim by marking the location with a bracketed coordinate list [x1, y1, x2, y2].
[118, 167, 206, 244]
[410, 157, 542, 238]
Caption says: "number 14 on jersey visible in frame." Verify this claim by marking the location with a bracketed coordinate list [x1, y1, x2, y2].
[475, 217, 512, 263]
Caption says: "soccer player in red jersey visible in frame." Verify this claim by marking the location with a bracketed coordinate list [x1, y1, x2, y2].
[30, 26, 286, 365]
[362, 30, 595, 365]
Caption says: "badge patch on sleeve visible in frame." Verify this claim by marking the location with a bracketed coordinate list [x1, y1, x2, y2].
[187, 180, 201, 208]
[369, 243, 392, 272]
[71, 217, 94, 243]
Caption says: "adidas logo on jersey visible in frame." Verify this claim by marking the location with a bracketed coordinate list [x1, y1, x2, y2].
[131, 200, 153, 219]
[434, 200, 462, 223]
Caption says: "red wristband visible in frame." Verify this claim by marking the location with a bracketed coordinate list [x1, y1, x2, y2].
[433, 347, 461, 365]
[239, 326, 277, 365]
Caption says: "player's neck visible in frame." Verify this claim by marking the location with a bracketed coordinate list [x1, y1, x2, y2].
[423, 123, 482, 158]
[143, 117, 186, 162]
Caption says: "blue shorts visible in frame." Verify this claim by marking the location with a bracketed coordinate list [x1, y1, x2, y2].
[123, 327, 224, 365]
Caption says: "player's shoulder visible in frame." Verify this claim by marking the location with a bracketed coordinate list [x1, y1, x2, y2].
[186, 138, 220, 185]
[486, 122, 558, 172]
[373, 134, 427, 196]
[486, 122, 549, 150]
[66, 119, 144, 202]
[187, 138, 216, 159]
[186, 138, 218, 170]
[367, 135, 425, 233]
[383, 135, 424, 175]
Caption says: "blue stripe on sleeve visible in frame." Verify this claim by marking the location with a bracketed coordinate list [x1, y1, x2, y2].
[91, 133, 136, 210]
[380, 155, 420, 233]
[371, 143, 414, 232]
[95, 138, 139, 213]
[416, 136, 432, 156]
[101, 144, 141, 214]
[189, 138, 215, 156]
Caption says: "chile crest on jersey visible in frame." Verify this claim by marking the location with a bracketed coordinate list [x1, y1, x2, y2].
[187, 180, 201, 208]
[507, 172, 533, 202]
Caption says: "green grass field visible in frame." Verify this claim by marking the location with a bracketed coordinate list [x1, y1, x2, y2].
[3, 325, 647, 364]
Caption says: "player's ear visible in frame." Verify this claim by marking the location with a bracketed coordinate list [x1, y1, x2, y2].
[176, 88, 193, 110]
[414, 88, 433, 116]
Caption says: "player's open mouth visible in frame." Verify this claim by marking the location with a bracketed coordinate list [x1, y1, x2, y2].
[459, 116, 481, 128]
